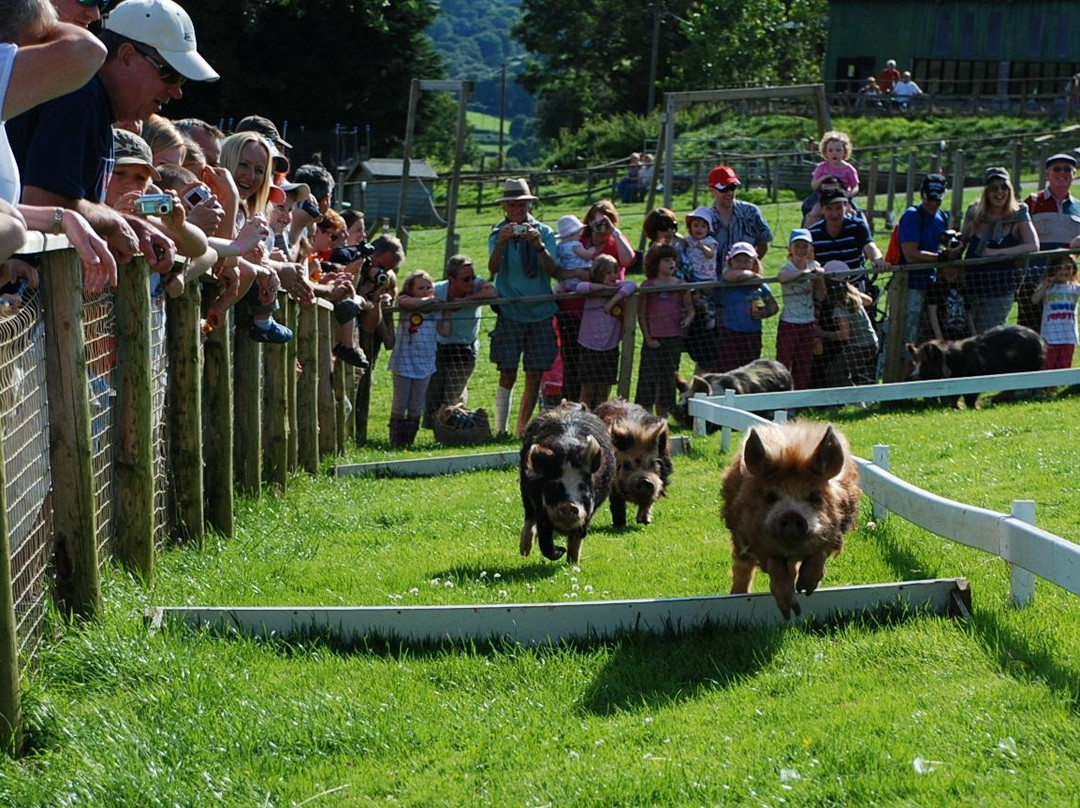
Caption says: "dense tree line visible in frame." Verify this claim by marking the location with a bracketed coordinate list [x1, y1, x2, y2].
[166, 0, 460, 162]
[514, 0, 827, 142]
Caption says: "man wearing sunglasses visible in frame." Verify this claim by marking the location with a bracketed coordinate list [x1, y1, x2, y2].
[54, 0, 111, 29]
[704, 164, 773, 262]
[9, 0, 217, 275]
[1021, 153, 1080, 331]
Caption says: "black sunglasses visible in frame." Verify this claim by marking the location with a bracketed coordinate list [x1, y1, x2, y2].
[76, 0, 113, 11]
[132, 43, 186, 86]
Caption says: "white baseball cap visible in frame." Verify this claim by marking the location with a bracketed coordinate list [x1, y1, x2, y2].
[104, 0, 219, 83]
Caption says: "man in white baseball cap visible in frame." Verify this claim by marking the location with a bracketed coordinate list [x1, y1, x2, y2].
[8, 0, 217, 274]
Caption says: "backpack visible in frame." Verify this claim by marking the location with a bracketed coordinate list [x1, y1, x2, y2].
[885, 207, 949, 265]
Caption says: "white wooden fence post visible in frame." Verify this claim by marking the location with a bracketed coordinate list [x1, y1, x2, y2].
[692, 392, 707, 438]
[872, 444, 890, 520]
[720, 389, 735, 452]
[1009, 500, 1037, 608]
[773, 410, 788, 423]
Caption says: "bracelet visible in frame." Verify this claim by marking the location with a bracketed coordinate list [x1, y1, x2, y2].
[52, 207, 65, 235]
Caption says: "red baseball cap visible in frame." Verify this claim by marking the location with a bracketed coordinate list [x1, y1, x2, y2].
[708, 165, 741, 190]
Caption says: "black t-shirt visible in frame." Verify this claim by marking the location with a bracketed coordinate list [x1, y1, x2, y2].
[7, 75, 114, 203]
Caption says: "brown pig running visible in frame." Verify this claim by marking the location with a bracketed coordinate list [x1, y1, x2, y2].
[593, 399, 672, 528]
[721, 422, 861, 619]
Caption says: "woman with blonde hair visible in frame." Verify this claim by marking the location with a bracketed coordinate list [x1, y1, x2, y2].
[141, 113, 186, 166]
[960, 166, 1039, 332]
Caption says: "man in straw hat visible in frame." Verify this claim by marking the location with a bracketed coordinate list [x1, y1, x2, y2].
[487, 177, 558, 435]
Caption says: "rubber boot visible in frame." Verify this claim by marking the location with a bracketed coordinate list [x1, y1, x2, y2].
[403, 417, 421, 447]
[389, 416, 408, 448]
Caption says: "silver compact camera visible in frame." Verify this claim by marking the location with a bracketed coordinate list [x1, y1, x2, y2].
[182, 185, 210, 209]
[135, 193, 174, 216]
[511, 224, 529, 237]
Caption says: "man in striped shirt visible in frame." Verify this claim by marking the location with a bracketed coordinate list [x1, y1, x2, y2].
[1020, 153, 1080, 331]
[809, 187, 886, 291]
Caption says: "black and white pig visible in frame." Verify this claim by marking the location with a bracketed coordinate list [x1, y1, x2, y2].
[593, 399, 672, 528]
[519, 403, 615, 563]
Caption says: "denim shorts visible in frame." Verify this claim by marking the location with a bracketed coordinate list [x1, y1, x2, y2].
[489, 315, 557, 371]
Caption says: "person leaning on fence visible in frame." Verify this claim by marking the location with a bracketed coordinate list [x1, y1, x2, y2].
[353, 233, 403, 368]
[894, 173, 954, 371]
[1030, 253, 1080, 372]
[572, 254, 636, 411]
[716, 241, 778, 373]
[388, 269, 438, 448]
[8, 0, 220, 276]
[1021, 153, 1080, 333]
[817, 261, 879, 388]
[777, 228, 826, 390]
[635, 243, 693, 418]
[423, 253, 496, 429]
[308, 207, 369, 370]
[926, 261, 975, 343]
[487, 177, 558, 437]
[961, 166, 1039, 334]
[0, 0, 117, 291]
[553, 213, 594, 403]
[809, 186, 884, 292]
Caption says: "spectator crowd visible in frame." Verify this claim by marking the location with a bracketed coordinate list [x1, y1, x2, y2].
[2, 4, 1079, 452]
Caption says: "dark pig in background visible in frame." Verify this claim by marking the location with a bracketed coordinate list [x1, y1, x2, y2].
[519, 403, 615, 563]
[906, 324, 1045, 408]
[593, 399, 672, 528]
[722, 422, 861, 619]
[671, 359, 793, 431]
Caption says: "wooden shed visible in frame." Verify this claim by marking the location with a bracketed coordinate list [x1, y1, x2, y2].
[340, 158, 443, 228]
[826, 0, 1080, 102]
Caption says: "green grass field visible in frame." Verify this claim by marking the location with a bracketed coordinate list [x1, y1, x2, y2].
[4, 396, 1080, 805]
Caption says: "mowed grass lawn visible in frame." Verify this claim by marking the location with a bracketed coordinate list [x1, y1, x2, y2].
[5, 395, 1080, 806]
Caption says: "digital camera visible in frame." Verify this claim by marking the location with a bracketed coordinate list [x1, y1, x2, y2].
[182, 185, 210, 210]
[939, 229, 963, 251]
[511, 224, 529, 237]
[134, 193, 174, 216]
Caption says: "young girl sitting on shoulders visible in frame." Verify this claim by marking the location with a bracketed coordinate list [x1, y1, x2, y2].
[388, 270, 438, 447]
[716, 242, 778, 373]
[635, 244, 694, 417]
[575, 255, 637, 410]
[1031, 253, 1080, 370]
[776, 228, 826, 390]
[804, 130, 860, 226]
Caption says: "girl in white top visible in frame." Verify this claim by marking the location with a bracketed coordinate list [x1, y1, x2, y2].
[389, 270, 439, 447]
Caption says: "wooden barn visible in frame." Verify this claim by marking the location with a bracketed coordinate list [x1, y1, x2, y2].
[340, 158, 443, 228]
[826, 0, 1080, 104]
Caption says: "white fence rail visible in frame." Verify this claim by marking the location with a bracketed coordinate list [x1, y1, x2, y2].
[688, 374, 1080, 608]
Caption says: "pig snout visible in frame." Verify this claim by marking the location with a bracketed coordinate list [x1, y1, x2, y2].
[551, 500, 588, 530]
[775, 509, 808, 542]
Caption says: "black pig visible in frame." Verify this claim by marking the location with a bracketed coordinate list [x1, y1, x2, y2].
[519, 403, 615, 563]
[671, 359, 793, 431]
[593, 399, 672, 528]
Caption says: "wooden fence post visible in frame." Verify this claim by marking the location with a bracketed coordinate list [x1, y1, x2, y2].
[1009, 500, 1037, 608]
[1011, 141, 1024, 196]
[296, 303, 320, 473]
[334, 350, 346, 455]
[286, 298, 299, 472]
[883, 270, 908, 384]
[202, 298, 233, 537]
[233, 325, 262, 497]
[0, 441, 21, 756]
[865, 152, 878, 233]
[354, 328, 376, 445]
[950, 150, 966, 225]
[262, 336, 289, 491]
[166, 277, 204, 547]
[317, 306, 337, 457]
[904, 150, 917, 210]
[617, 295, 638, 400]
[40, 247, 100, 617]
[885, 147, 898, 227]
[113, 257, 154, 579]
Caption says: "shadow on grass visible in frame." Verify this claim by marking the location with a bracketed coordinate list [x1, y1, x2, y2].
[429, 561, 563, 586]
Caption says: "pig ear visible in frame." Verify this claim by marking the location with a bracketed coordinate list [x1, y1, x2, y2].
[610, 425, 635, 452]
[742, 427, 774, 477]
[525, 444, 556, 480]
[690, 375, 712, 396]
[584, 435, 603, 474]
[813, 425, 848, 479]
[650, 421, 668, 454]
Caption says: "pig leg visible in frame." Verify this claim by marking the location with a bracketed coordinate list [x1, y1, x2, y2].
[566, 530, 585, 564]
[635, 503, 654, 525]
[762, 555, 801, 619]
[537, 522, 566, 561]
[520, 520, 536, 557]
[609, 494, 628, 528]
[794, 551, 829, 596]
[730, 552, 757, 594]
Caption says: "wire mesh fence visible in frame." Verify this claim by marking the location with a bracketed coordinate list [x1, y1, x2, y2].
[0, 289, 52, 659]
